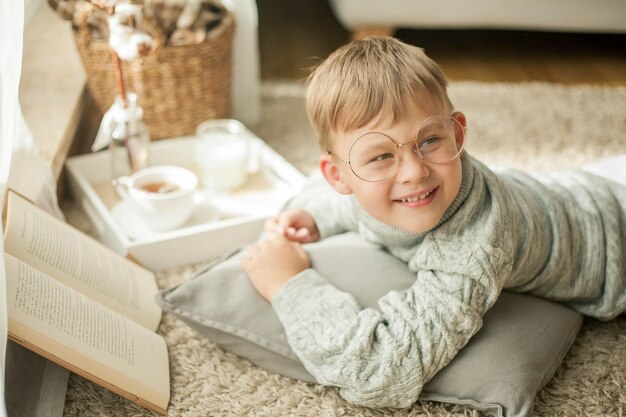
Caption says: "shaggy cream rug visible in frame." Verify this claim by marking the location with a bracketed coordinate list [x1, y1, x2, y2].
[63, 81, 626, 416]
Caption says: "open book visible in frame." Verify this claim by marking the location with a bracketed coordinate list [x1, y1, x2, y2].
[2, 190, 169, 414]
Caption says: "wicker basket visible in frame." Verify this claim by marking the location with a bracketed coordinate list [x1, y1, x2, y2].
[73, 6, 235, 140]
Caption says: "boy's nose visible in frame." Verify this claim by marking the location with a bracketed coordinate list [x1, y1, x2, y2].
[396, 147, 430, 183]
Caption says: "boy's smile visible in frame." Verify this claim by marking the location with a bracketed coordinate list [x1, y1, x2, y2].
[320, 97, 465, 234]
[393, 187, 438, 208]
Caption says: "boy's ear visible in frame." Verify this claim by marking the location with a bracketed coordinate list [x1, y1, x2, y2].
[452, 111, 467, 129]
[451, 111, 467, 148]
[319, 153, 353, 195]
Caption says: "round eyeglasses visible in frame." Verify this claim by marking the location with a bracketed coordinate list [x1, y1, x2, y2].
[328, 115, 466, 182]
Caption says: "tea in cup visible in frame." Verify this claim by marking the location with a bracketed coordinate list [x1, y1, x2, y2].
[194, 119, 257, 192]
[114, 165, 198, 231]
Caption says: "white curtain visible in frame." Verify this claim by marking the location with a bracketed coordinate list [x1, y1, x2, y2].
[223, 0, 261, 125]
[0, 0, 25, 414]
[2, 1, 66, 415]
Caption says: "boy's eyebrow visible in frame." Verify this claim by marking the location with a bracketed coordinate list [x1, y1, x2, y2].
[364, 140, 392, 150]
[417, 121, 446, 136]
[357, 133, 409, 147]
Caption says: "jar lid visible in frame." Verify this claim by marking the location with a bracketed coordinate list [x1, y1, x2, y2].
[196, 119, 247, 137]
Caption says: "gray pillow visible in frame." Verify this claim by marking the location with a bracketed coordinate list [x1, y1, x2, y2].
[156, 232, 582, 417]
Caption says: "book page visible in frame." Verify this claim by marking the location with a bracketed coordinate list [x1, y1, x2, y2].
[5, 254, 169, 414]
[3, 191, 161, 330]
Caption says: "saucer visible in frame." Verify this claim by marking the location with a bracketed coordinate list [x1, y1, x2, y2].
[111, 193, 220, 240]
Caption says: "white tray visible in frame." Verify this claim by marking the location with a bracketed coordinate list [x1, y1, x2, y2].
[66, 136, 306, 271]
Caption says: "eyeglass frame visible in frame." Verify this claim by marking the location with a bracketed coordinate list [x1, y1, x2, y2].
[326, 114, 467, 183]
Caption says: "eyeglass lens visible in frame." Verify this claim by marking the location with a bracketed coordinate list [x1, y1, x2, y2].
[348, 116, 464, 182]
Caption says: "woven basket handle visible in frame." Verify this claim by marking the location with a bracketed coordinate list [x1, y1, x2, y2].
[73, 4, 98, 50]
[73, 4, 164, 54]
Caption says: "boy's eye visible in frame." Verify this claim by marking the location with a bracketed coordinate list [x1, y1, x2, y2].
[418, 136, 441, 150]
[369, 152, 395, 163]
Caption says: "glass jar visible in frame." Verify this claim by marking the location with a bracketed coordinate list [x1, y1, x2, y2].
[109, 93, 151, 180]
[194, 119, 252, 192]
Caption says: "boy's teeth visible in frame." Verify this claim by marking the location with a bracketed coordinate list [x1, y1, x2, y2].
[400, 190, 432, 202]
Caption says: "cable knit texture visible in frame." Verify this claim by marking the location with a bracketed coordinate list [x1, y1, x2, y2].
[271, 153, 626, 408]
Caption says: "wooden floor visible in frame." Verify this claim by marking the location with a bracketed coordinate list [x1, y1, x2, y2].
[257, 0, 626, 86]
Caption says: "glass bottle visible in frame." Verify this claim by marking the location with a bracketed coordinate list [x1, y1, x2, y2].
[110, 93, 150, 180]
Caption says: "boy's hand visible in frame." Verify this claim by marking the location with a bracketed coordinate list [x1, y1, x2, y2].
[265, 209, 320, 243]
[241, 232, 310, 302]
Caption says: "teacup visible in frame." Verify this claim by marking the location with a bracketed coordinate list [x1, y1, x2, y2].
[114, 165, 198, 232]
[194, 119, 258, 192]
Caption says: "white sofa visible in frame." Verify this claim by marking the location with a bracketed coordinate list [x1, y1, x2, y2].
[328, 0, 626, 39]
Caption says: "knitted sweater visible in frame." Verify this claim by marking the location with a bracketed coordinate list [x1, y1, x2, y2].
[271, 153, 626, 408]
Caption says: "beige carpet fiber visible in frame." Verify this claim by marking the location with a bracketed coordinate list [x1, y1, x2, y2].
[63, 81, 626, 416]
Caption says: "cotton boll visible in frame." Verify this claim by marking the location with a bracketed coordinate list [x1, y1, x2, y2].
[109, 28, 153, 60]
[130, 32, 154, 56]
[107, 4, 153, 60]
[111, 3, 143, 27]
[109, 25, 136, 60]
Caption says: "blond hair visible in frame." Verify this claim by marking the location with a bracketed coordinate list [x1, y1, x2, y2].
[306, 37, 453, 151]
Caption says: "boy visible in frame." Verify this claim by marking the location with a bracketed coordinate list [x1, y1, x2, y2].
[241, 37, 626, 408]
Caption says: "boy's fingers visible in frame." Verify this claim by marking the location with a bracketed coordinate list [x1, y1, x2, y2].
[284, 227, 311, 242]
[278, 218, 294, 230]
[264, 217, 279, 231]
[272, 210, 316, 241]
[278, 209, 305, 228]
[265, 218, 289, 237]
[295, 228, 310, 239]
[281, 228, 311, 243]
[266, 230, 287, 243]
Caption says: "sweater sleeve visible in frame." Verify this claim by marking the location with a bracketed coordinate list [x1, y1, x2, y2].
[282, 172, 360, 239]
[301, 193, 359, 239]
[271, 238, 511, 408]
